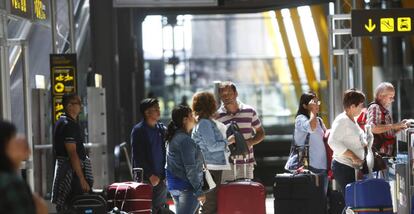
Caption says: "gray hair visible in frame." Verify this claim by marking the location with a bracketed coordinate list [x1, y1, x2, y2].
[374, 82, 394, 100]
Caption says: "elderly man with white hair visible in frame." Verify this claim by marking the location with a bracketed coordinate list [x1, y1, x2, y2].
[367, 82, 409, 157]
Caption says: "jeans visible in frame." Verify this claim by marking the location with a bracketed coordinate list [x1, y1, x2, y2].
[309, 166, 328, 195]
[170, 189, 200, 214]
[332, 160, 356, 195]
[152, 180, 168, 213]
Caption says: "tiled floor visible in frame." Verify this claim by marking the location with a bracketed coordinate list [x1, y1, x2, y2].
[48, 195, 277, 213]
[169, 195, 276, 214]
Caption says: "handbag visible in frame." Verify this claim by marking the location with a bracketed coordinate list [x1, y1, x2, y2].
[362, 147, 387, 174]
[284, 133, 310, 171]
[202, 169, 216, 191]
[201, 156, 216, 191]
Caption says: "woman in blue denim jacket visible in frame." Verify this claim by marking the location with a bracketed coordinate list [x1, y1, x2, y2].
[165, 105, 206, 214]
[191, 92, 234, 214]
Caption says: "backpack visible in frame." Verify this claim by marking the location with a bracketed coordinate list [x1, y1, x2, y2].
[226, 121, 249, 157]
[323, 129, 334, 180]
[357, 107, 369, 131]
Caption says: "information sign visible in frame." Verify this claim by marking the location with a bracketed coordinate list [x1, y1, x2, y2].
[50, 54, 77, 122]
[352, 9, 414, 37]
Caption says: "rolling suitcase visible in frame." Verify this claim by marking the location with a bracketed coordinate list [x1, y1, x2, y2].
[217, 180, 266, 214]
[70, 193, 107, 214]
[345, 178, 393, 213]
[327, 189, 345, 214]
[107, 182, 152, 213]
[273, 172, 326, 214]
[217, 158, 266, 214]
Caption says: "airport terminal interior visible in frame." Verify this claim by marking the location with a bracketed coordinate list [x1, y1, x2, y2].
[1, 0, 414, 213]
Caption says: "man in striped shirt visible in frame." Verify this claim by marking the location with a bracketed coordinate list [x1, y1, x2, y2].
[367, 82, 408, 157]
[216, 81, 265, 181]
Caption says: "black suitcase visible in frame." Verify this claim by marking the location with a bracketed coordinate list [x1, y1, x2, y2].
[274, 173, 326, 214]
[327, 190, 344, 214]
[70, 194, 107, 214]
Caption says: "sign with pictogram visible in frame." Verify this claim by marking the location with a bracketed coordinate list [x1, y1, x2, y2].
[397, 17, 411, 32]
[50, 54, 77, 123]
[352, 9, 414, 36]
[380, 18, 394, 32]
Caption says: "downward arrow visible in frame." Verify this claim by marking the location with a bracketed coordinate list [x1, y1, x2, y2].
[365, 19, 376, 32]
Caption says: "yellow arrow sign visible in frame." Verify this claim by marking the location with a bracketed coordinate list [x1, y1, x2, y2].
[365, 19, 376, 32]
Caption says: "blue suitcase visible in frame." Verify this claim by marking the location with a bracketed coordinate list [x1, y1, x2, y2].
[345, 178, 393, 213]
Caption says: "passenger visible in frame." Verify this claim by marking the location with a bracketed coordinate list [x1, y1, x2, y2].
[191, 91, 234, 214]
[130, 98, 169, 213]
[216, 81, 265, 181]
[367, 82, 408, 157]
[165, 105, 206, 214]
[51, 94, 93, 212]
[180, 95, 189, 107]
[0, 120, 48, 214]
[292, 91, 328, 194]
[328, 89, 366, 196]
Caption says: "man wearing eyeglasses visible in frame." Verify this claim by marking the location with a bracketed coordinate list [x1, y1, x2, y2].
[52, 94, 93, 212]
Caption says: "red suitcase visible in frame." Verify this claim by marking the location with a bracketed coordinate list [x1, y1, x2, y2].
[107, 182, 152, 213]
[217, 180, 266, 214]
[217, 141, 266, 213]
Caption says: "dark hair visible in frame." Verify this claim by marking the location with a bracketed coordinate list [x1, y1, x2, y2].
[192, 92, 217, 119]
[343, 88, 365, 109]
[296, 91, 317, 118]
[62, 93, 79, 110]
[165, 105, 192, 142]
[0, 120, 17, 172]
[140, 98, 159, 117]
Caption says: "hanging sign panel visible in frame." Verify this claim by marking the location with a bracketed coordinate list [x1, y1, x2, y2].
[352, 9, 414, 37]
[50, 54, 77, 123]
[6, 0, 49, 22]
[8, 0, 33, 19]
[113, 0, 217, 7]
[32, 0, 48, 22]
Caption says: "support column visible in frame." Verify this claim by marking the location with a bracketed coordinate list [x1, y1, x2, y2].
[89, 0, 117, 183]
[0, 11, 11, 119]
[117, 8, 144, 139]
[133, 10, 146, 122]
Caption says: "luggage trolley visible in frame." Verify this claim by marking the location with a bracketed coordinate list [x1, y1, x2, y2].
[395, 126, 414, 214]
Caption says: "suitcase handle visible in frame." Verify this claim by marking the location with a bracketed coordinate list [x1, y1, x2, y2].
[113, 183, 130, 211]
[232, 157, 249, 181]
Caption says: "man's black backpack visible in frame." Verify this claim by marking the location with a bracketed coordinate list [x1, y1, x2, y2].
[226, 121, 249, 157]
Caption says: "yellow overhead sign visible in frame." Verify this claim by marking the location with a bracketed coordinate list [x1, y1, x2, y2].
[50, 54, 77, 123]
[352, 9, 414, 36]
[33, 0, 47, 20]
[9, 0, 32, 19]
[7, 0, 49, 23]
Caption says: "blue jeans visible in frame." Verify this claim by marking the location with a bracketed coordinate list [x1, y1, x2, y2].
[170, 189, 200, 214]
[309, 166, 328, 195]
[152, 181, 168, 213]
[332, 160, 356, 196]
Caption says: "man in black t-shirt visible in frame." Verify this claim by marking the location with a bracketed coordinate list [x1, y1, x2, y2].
[51, 94, 92, 212]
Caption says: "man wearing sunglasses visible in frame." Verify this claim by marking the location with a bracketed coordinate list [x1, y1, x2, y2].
[52, 94, 93, 212]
